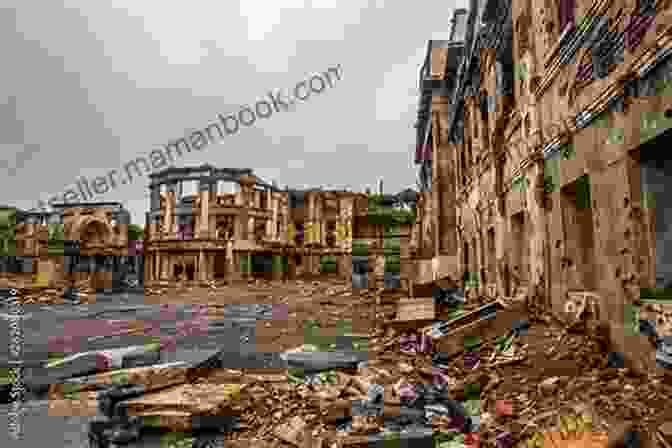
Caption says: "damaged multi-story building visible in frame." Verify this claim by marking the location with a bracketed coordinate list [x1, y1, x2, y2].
[1, 202, 140, 291]
[144, 164, 420, 290]
[144, 165, 365, 285]
[414, 0, 672, 326]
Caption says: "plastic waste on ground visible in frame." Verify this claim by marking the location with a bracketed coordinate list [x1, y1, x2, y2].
[432, 287, 466, 307]
[399, 333, 432, 354]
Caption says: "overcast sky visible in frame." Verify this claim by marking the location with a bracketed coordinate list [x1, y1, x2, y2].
[1, 0, 467, 224]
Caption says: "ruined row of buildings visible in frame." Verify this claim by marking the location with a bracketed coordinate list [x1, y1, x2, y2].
[143, 165, 417, 288]
[0, 202, 142, 290]
[1, 167, 418, 292]
[412, 0, 672, 323]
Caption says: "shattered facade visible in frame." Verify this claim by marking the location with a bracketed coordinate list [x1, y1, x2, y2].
[144, 165, 365, 285]
[3, 202, 136, 291]
[416, 0, 672, 325]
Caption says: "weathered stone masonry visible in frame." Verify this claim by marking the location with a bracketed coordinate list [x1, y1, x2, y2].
[415, 0, 672, 324]
[144, 165, 361, 285]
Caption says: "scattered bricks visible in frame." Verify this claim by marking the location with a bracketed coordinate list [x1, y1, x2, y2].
[273, 415, 309, 447]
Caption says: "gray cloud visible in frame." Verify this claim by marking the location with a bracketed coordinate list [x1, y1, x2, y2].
[1, 0, 467, 222]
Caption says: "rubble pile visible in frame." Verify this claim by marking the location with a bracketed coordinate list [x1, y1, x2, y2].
[0, 278, 101, 305]
[32, 278, 672, 447]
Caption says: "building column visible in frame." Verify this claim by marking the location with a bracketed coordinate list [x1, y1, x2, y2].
[198, 180, 210, 239]
[530, 159, 549, 306]
[166, 183, 177, 236]
[248, 217, 255, 240]
[198, 250, 206, 282]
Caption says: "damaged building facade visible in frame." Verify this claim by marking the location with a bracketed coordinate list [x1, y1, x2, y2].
[415, 0, 672, 325]
[2, 202, 138, 290]
[144, 165, 365, 285]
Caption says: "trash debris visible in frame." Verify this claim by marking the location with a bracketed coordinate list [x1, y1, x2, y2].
[10, 276, 669, 446]
[280, 349, 367, 373]
[433, 286, 466, 308]
[399, 333, 433, 354]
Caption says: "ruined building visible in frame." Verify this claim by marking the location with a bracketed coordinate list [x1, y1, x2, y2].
[3, 202, 136, 290]
[415, 0, 672, 325]
[144, 165, 366, 284]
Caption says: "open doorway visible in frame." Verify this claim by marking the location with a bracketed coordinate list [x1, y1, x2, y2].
[511, 212, 530, 290]
[636, 127, 672, 293]
[560, 175, 596, 291]
[214, 254, 227, 278]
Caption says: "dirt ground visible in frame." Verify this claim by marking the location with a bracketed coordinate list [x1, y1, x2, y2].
[62, 278, 672, 447]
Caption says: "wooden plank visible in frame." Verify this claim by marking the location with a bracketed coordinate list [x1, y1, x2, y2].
[396, 298, 435, 321]
[116, 383, 244, 431]
[434, 302, 528, 358]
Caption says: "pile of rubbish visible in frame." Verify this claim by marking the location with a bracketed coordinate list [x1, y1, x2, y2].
[0, 279, 99, 305]
[9, 276, 672, 447]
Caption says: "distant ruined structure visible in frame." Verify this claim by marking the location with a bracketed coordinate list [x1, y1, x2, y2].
[2, 202, 138, 291]
[144, 165, 366, 284]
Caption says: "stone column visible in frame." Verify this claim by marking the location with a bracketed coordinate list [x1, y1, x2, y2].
[198, 249, 206, 282]
[530, 159, 549, 306]
[272, 198, 279, 240]
[198, 180, 210, 239]
[166, 183, 178, 236]
[160, 254, 168, 280]
[248, 217, 255, 240]
[266, 217, 273, 240]
[209, 215, 216, 239]
[234, 212, 243, 240]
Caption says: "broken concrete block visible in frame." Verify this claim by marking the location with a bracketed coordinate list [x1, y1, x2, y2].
[115, 383, 244, 432]
[273, 415, 309, 446]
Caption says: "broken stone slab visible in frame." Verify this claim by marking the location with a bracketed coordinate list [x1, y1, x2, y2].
[185, 349, 286, 380]
[113, 383, 244, 432]
[336, 427, 435, 447]
[45, 343, 162, 371]
[87, 416, 144, 447]
[281, 350, 369, 373]
[49, 360, 189, 396]
[395, 298, 436, 320]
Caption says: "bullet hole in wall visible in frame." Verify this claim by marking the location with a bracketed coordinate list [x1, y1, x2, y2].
[615, 266, 621, 278]
[556, 240, 561, 249]
[665, 109, 672, 119]
[624, 197, 629, 208]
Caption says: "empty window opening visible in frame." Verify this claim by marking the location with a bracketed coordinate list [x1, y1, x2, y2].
[511, 212, 530, 288]
[487, 227, 496, 284]
[636, 128, 672, 290]
[560, 176, 596, 291]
